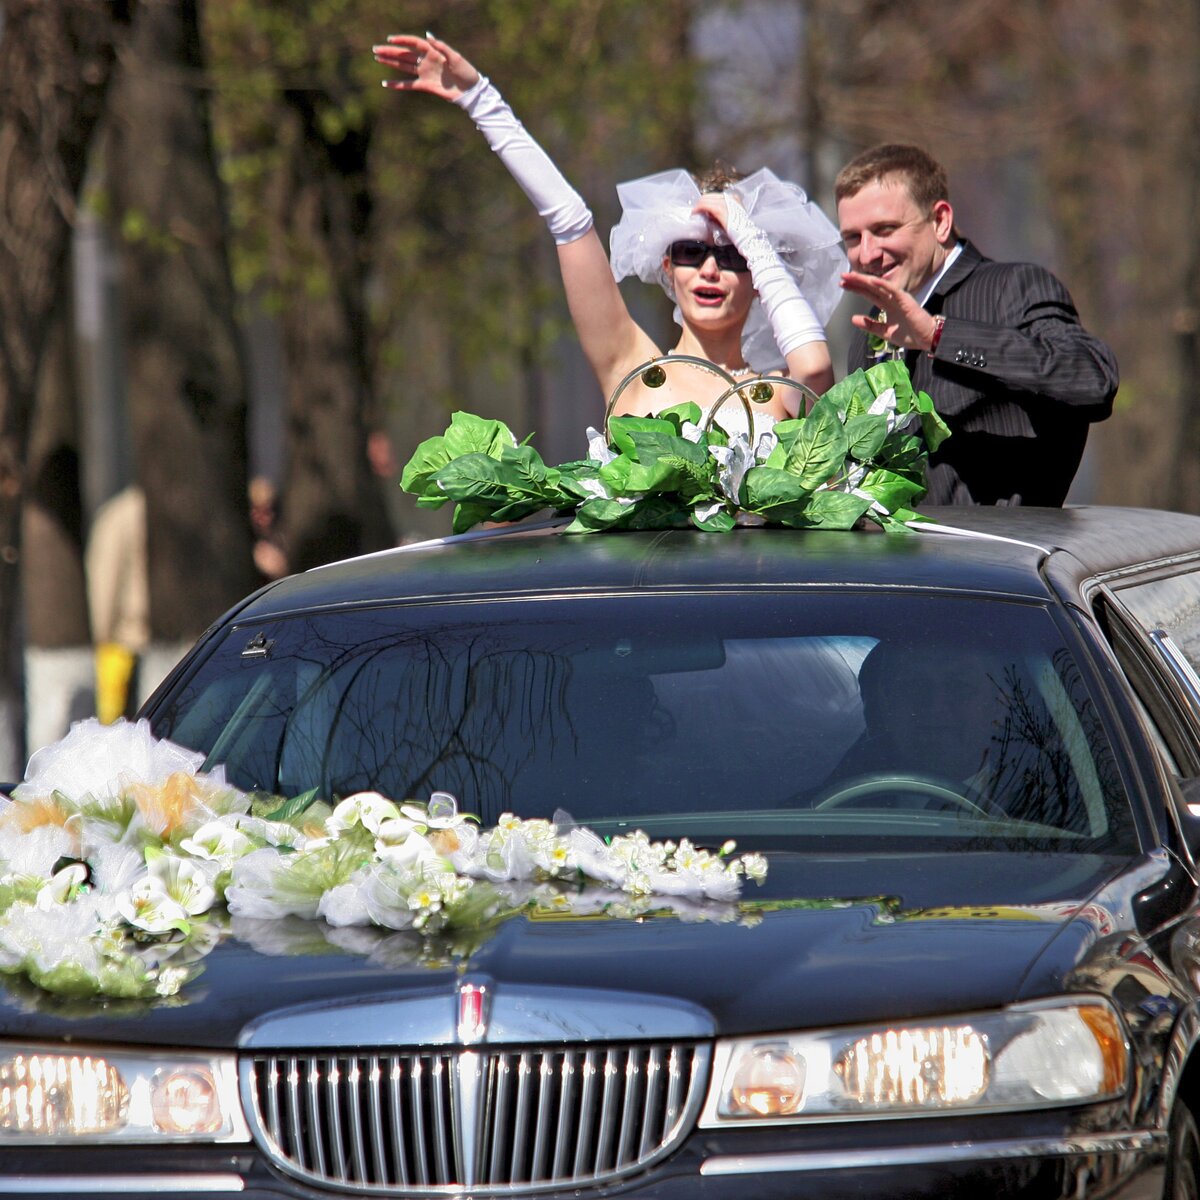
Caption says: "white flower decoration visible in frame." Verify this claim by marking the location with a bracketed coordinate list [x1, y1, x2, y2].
[35, 862, 88, 911]
[147, 854, 218, 917]
[179, 819, 252, 867]
[117, 876, 189, 933]
[709, 433, 755, 504]
[585, 427, 617, 464]
[327, 791, 402, 836]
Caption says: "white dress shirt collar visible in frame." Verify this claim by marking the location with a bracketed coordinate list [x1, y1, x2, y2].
[915, 240, 964, 309]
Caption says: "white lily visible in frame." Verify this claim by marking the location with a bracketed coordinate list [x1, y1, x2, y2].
[585, 426, 617, 464]
[575, 477, 613, 500]
[709, 434, 755, 504]
[179, 818, 253, 867]
[116, 876, 189, 933]
[327, 791, 401, 836]
[754, 427, 778, 461]
[867, 385, 900, 432]
[376, 829, 441, 869]
[35, 862, 88, 911]
[232, 812, 310, 849]
[741, 853, 768, 882]
[147, 854, 218, 916]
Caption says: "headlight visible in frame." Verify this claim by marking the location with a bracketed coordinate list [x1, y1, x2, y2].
[700, 998, 1128, 1126]
[0, 1043, 250, 1143]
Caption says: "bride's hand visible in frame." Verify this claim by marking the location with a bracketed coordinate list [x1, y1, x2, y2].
[373, 33, 479, 101]
[692, 193, 731, 231]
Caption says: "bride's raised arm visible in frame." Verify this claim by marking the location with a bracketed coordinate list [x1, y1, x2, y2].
[374, 34, 655, 396]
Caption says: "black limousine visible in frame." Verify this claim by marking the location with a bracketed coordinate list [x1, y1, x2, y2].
[5, 506, 1200, 1200]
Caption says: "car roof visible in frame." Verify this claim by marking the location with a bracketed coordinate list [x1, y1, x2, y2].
[231, 505, 1200, 622]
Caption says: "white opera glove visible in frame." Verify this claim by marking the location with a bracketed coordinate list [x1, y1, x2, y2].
[455, 75, 593, 245]
[720, 199, 825, 357]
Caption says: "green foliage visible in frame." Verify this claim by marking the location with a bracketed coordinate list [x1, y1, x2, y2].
[202, 0, 695, 403]
[400, 361, 946, 534]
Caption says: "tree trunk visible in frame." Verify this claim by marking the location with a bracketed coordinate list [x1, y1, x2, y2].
[1164, 2, 1200, 512]
[0, 0, 134, 776]
[271, 94, 392, 573]
[106, 0, 257, 649]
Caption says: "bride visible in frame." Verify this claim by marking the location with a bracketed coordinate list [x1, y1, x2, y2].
[373, 33, 846, 429]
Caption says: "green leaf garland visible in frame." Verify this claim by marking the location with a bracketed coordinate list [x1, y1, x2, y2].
[401, 361, 947, 534]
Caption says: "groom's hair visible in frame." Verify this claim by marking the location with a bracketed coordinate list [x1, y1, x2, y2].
[834, 143, 950, 215]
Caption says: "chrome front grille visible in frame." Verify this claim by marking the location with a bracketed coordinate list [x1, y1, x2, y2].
[245, 1041, 709, 1194]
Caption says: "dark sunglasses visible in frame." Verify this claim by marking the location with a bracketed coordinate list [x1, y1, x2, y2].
[668, 240, 749, 272]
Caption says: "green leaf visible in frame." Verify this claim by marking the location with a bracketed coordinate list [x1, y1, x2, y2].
[655, 401, 703, 431]
[771, 417, 806, 441]
[740, 466, 812, 514]
[787, 490, 874, 529]
[608, 415, 681, 457]
[434, 455, 511, 507]
[876, 432, 927, 474]
[565, 497, 634, 532]
[912, 389, 953, 451]
[691, 506, 736, 532]
[452, 501, 497, 534]
[864, 358, 916, 410]
[763, 441, 790, 470]
[820, 369, 875, 418]
[443, 411, 519, 460]
[625, 451, 715, 499]
[844, 413, 889, 461]
[488, 499, 552, 523]
[400, 434, 451, 497]
[860, 468, 926, 512]
[598, 454, 634, 495]
[264, 787, 321, 823]
[414, 492, 451, 510]
[497, 444, 561, 501]
[556, 461, 608, 501]
[783, 399, 849, 488]
[624, 496, 694, 529]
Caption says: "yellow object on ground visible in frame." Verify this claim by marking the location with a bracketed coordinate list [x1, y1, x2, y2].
[95, 642, 136, 724]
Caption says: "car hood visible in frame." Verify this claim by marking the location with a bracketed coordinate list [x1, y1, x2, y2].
[0, 850, 1160, 1047]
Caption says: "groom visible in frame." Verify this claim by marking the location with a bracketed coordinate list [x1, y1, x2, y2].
[836, 144, 1118, 506]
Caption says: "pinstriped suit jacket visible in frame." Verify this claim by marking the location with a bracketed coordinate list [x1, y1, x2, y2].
[846, 240, 1119, 506]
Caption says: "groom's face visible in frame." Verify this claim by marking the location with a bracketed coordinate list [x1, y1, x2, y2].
[838, 175, 951, 296]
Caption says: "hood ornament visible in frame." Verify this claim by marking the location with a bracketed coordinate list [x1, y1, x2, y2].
[457, 980, 489, 1045]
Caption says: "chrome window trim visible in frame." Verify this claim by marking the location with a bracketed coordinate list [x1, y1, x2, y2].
[700, 1130, 1164, 1175]
[1149, 628, 1200, 712]
[0, 1175, 244, 1193]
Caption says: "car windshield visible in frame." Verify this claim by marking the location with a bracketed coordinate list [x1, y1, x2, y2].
[151, 592, 1136, 854]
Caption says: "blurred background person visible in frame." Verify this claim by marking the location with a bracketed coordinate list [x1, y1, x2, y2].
[85, 484, 149, 723]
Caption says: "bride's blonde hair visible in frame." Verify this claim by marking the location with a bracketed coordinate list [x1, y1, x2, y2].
[692, 161, 744, 194]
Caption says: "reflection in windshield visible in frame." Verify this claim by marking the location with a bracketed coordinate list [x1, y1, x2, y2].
[153, 594, 1132, 853]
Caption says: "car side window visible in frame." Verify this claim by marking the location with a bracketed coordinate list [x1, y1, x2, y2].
[1113, 569, 1200, 683]
[1097, 592, 1200, 777]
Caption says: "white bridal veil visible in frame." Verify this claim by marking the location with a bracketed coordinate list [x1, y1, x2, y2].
[608, 167, 846, 373]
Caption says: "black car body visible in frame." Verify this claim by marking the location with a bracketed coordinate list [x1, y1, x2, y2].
[7, 506, 1200, 1199]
